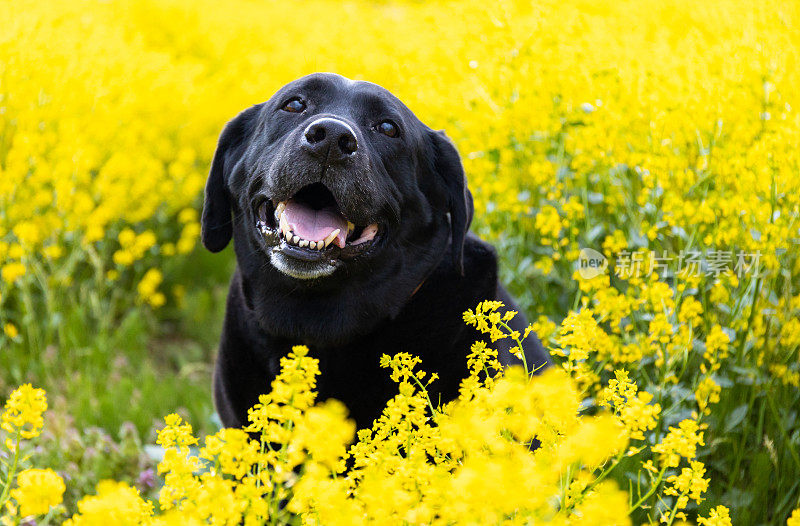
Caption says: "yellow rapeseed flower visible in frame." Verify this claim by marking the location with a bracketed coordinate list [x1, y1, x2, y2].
[698, 505, 733, 526]
[652, 419, 706, 468]
[695, 376, 722, 415]
[3, 324, 18, 339]
[1, 384, 47, 439]
[0, 263, 26, 284]
[64, 481, 153, 526]
[665, 460, 710, 509]
[10, 468, 65, 517]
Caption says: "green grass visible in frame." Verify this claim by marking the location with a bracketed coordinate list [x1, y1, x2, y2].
[0, 244, 234, 440]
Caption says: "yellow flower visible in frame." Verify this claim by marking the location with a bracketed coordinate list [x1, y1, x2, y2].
[246, 345, 321, 441]
[599, 370, 661, 441]
[137, 268, 166, 308]
[534, 205, 563, 243]
[3, 323, 18, 339]
[1, 384, 48, 439]
[64, 481, 153, 526]
[704, 325, 731, 366]
[695, 376, 722, 415]
[780, 318, 800, 349]
[678, 296, 703, 325]
[118, 228, 137, 247]
[157, 413, 198, 450]
[178, 208, 198, 223]
[10, 468, 65, 517]
[652, 419, 705, 468]
[200, 428, 260, 479]
[294, 400, 355, 471]
[664, 460, 709, 508]
[599, 369, 638, 409]
[1, 262, 26, 284]
[698, 505, 733, 526]
[42, 245, 63, 259]
[770, 364, 800, 387]
[531, 315, 557, 344]
[112, 249, 135, 266]
[380, 352, 424, 384]
[569, 480, 631, 526]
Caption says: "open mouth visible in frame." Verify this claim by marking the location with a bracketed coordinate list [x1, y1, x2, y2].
[255, 183, 381, 262]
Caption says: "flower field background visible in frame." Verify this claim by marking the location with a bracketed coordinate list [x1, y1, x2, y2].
[1, 0, 799, 524]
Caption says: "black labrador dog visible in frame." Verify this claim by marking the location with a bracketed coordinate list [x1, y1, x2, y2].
[202, 73, 549, 430]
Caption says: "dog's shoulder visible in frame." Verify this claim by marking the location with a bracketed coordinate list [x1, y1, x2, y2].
[418, 233, 499, 312]
[462, 232, 497, 272]
[460, 232, 499, 290]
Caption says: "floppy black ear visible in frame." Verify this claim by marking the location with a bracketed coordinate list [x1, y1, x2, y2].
[429, 130, 474, 275]
[201, 104, 262, 252]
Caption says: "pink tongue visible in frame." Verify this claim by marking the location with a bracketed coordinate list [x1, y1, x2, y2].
[284, 200, 348, 247]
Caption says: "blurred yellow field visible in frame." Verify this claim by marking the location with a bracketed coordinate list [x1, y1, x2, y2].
[1, 0, 799, 524]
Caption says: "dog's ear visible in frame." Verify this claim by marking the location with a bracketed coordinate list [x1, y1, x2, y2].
[202, 104, 262, 253]
[429, 130, 474, 275]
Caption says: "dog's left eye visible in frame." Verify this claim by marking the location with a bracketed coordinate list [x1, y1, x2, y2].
[282, 98, 306, 113]
[375, 120, 399, 138]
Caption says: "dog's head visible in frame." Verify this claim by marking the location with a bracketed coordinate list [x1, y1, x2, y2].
[202, 73, 473, 344]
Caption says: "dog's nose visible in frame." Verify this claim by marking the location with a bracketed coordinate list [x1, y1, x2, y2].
[302, 118, 358, 160]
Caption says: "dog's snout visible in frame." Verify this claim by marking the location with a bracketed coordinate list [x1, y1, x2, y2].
[302, 118, 358, 160]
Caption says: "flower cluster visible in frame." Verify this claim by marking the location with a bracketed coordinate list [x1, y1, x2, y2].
[1, 384, 47, 441]
[1, 311, 727, 525]
[10, 469, 65, 518]
[0, 386, 65, 522]
[599, 370, 661, 441]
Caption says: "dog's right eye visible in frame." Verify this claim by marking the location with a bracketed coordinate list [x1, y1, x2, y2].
[282, 98, 306, 113]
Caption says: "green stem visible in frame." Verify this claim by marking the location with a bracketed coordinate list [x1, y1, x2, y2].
[766, 388, 800, 472]
[0, 430, 22, 510]
[628, 464, 667, 513]
[664, 490, 687, 526]
[498, 319, 529, 375]
[725, 380, 758, 493]
[409, 375, 437, 418]
[583, 447, 625, 496]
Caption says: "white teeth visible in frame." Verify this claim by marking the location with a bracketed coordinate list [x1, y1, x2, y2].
[279, 212, 291, 239]
[323, 229, 340, 248]
[275, 202, 286, 217]
[351, 223, 379, 245]
[278, 224, 339, 250]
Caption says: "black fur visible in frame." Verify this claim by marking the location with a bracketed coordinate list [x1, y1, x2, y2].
[203, 73, 550, 430]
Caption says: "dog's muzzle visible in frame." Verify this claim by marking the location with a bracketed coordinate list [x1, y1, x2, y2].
[254, 182, 382, 273]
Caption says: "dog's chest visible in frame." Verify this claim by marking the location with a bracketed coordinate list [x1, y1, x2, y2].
[309, 323, 471, 429]
[308, 284, 490, 428]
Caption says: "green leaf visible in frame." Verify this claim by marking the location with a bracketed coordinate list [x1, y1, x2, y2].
[724, 404, 749, 433]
